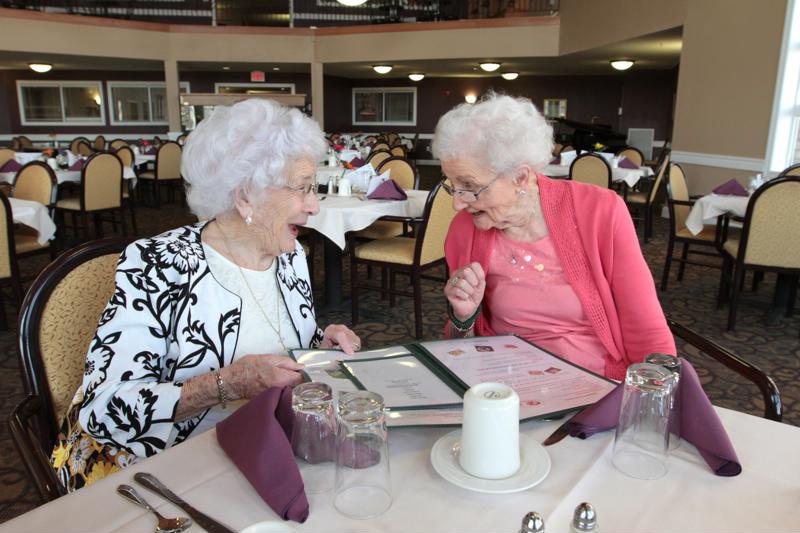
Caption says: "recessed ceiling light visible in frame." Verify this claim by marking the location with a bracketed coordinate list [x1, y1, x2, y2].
[479, 62, 501, 72]
[373, 65, 393, 74]
[408, 73, 425, 81]
[273, 67, 280, 71]
[28, 63, 52, 73]
[222, 66, 231, 70]
[465, 94, 477, 104]
[501, 72, 519, 80]
[337, 0, 368, 5]
[610, 60, 635, 71]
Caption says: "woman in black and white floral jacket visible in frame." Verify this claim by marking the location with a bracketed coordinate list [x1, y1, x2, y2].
[52, 99, 361, 492]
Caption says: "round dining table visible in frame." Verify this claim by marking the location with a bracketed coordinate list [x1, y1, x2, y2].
[542, 163, 654, 188]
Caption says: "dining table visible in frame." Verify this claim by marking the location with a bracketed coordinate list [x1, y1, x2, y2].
[8, 197, 56, 245]
[0, 167, 138, 187]
[0, 405, 794, 532]
[684, 193, 750, 236]
[542, 163, 654, 188]
[304, 189, 429, 307]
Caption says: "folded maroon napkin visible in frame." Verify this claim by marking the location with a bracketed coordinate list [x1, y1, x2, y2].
[0, 159, 22, 172]
[562, 358, 741, 476]
[217, 387, 310, 523]
[712, 179, 748, 197]
[618, 157, 639, 169]
[144, 146, 158, 155]
[68, 159, 85, 171]
[367, 179, 407, 200]
[550, 157, 560, 164]
[350, 157, 366, 168]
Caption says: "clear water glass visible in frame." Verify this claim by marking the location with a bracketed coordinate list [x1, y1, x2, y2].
[333, 391, 392, 519]
[291, 382, 336, 493]
[612, 363, 677, 480]
[644, 353, 682, 451]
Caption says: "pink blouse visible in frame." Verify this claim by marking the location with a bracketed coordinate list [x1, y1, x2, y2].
[486, 231, 608, 376]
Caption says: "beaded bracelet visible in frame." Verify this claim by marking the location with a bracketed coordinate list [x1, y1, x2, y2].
[448, 303, 481, 332]
[213, 370, 228, 409]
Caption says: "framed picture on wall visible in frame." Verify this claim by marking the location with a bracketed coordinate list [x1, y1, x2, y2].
[543, 99, 567, 119]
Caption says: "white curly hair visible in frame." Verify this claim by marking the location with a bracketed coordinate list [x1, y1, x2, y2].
[182, 98, 326, 220]
[432, 91, 553, 176]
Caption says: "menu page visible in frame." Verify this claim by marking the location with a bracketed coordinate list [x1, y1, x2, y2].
[419, 335, 617, 420]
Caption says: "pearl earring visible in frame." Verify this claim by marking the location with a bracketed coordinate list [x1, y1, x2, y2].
[244, 214, 253, 225]
[517, 189, 527, 195]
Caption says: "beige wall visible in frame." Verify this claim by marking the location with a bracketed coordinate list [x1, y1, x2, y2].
[559, 0, 686, 54]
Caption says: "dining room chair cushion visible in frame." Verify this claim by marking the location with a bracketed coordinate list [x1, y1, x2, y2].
[676, 225, 718, 241]
[14, 232, 47, 254]
[354, 237, 416, 265]
[354, 220, 404, 240]
[55, 198, 81, 211]
[723, 238, 740, 258]
[625, 191, 647, 205]
[138, 171, 155, 179]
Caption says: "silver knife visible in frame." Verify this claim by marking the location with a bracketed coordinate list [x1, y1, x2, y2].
[134, 472, 236, 533]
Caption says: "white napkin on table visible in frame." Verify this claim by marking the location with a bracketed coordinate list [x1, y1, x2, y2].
[345, 164, 376, 191]
[559, 150, 577, 167]
[367, 169, 392, 196]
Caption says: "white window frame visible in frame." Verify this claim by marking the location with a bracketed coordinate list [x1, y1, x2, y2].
[352, 87, 417, 127]
[107, 81, 191, 126]
[17, 80, 105, 126]
[214, 82, 296, 94]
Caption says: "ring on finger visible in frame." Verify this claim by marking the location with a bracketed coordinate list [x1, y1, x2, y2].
[450, 276, 461, 287]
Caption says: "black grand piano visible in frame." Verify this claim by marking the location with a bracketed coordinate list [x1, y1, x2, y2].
[555, 118, 627, 153]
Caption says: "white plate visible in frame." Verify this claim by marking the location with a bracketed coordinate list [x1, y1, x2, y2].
[430, 430, 551, 494]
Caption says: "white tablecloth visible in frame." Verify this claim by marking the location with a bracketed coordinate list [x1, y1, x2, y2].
[134, 154, 156, 166]
[0, 167, 137, 186]
[1, 407, 795, 532]
[8, 197, 56, 245]
[305, 189, 428, 249]
[316, 165, 344, 186]
[684, 194, 750, 235]
[542, 164, 654, 188]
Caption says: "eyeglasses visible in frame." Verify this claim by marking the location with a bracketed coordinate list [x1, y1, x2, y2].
[441, 173, 505, 203]
[285, 181, 318, 198]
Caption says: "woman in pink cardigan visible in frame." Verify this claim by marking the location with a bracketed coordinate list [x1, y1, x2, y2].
[434, 93, 675, 380]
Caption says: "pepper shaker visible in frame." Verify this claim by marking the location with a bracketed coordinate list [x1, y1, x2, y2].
[569, 502, 598, 533]
[519, 511, 544, 533]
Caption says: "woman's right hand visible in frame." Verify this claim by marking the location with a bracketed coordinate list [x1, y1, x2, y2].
[444, 262, 486, 320]
[221, 354, 305, 401]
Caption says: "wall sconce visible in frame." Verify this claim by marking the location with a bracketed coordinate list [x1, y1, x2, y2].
[501, 72, 519, 80]
[479, 62, 501, 72]
[408, 73, 425, 81]
[373, 65, 393, 74]
[610, 60, 635, 71]
[465, 94, 477, 104]
[92, 93, 102, 106]
[28, 63, 53, 73]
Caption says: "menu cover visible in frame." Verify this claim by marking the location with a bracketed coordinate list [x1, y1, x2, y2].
[290, 335, 616, 427]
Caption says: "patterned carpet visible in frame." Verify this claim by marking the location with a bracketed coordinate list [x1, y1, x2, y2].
[0, 191, 798, 523]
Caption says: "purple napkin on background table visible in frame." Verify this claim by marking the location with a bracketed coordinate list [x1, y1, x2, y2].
[549, 157, 560, 164]
[350, 157, 365, 168]
[217, 387, 309, 523]
[562, 358, 741, 476]
[367, 179, 407, 200]
[618, 157, 639, 169]
[712, 179, 748, 197]
[0, 159, 22, 173]
[68, 159, 85, 171]
[144, 146, 158, 155]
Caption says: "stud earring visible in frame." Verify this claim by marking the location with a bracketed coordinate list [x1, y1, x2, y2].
[244, 214, 253, 225]
[517, 189, 527, 195]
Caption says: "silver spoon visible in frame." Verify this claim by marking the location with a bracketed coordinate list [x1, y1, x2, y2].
[117, 484, 192, 533]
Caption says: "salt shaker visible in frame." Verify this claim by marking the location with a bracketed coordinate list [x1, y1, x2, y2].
[519, 511, 545, 533]
[569, 503, 598, 533]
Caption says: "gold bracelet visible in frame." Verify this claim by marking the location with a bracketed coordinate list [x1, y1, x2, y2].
[213, 370, 227, 409]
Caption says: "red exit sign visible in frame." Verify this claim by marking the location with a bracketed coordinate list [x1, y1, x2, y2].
[250, 71, 265, 82]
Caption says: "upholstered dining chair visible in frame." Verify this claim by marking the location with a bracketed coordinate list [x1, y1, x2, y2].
[55, 152, 126, 239]
[137, 141, 182, 208]
[0, 192, 25, 324]
[8, 237, 132, 502]
[386, 132, 400, 146]
[367, 150, 392, 171]
[13, 136, 33, 151]
[717, 176, 800, 330]
[109, 138, 128, 150]
[75, 141, 92, 157]
[176, 133, 188, 146]
[92, 135, 106, 151]
[353, 157, 419, 242]
[12, 161, 58, 261]
[626, 154, 669, 242]
[0, 148, 15, 167]
[372, 142, 391, 154]
[779, 162, 800, 177]
[616, 146, 645, 167]
[661, 163, 727, 291]
[569, 153, 612, 189]
[68, 137, 89, 155]
[114, 146, 138, 235]
[349, 182, 455, 339]
[390, 145, 407, 158]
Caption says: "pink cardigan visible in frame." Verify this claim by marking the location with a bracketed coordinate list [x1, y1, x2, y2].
[444, 174, 675, 380]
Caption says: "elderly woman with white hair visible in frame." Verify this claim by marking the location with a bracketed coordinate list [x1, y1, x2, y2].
[435, 93, 674, 380]
[51, 99, 360, 492]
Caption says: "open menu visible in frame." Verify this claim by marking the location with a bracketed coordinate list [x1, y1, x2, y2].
[290, 335, 616, 427]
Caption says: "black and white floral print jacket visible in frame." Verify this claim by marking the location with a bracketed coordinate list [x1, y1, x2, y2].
[78, 222, 323, 458]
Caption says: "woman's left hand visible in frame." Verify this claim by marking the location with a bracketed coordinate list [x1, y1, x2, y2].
[320, 324, 362, 355]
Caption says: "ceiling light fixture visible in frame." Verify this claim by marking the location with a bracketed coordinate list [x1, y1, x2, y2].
[273, 67, 280, 71]
[408, 73, 425, 81]
[501, 72, 519, 80]
[28, 63, 52, 73]
[337, 0, 368, 6]
[373, 65, 393, 74]
[610, 60, 635, 71]
[222, 66, 231, 70]
[479, 62, 501, 72]
[465, 94, 477, 104]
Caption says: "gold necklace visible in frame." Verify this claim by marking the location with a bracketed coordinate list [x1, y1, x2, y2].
[215, 221, 289, 353]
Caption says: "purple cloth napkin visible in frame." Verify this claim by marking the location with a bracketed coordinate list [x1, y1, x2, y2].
[550, 157, 560, 164]
[350, 157, 366, 168]
[712, 179, 748, 197]
[563, 358, 741, 476]
[0, 159, 22, 172]
[144, 146, 158, 155]
[367, 179, 407, 200]
[217, 387, 310, 523]
[618, 157, 639, 169]
[68, 159, 85, 171]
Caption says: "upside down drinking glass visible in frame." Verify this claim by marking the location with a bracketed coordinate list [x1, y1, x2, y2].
[291, 382, 336, 493]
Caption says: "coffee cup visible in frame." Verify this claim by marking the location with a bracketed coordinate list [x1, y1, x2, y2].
[337, 178, 352, 196]
[458, 382, 520, 479]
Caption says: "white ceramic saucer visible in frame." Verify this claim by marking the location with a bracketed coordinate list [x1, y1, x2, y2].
[430, 430, 551, 494]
